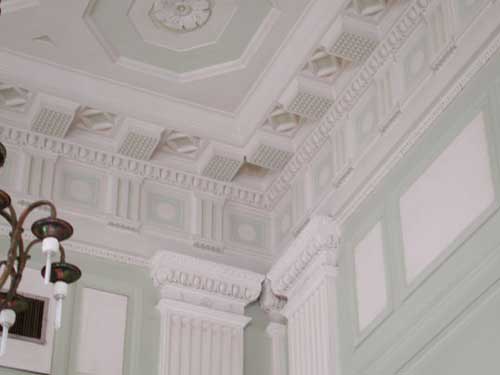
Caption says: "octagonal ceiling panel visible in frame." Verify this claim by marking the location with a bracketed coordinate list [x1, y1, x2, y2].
[85, 0, 276, 80]
[0, 0, 334, 139]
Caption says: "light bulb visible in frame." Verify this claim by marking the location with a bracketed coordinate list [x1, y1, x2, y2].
[42, 237, 59, 285]
[0, 309, 16, 356]
[53, 281, 68, 330]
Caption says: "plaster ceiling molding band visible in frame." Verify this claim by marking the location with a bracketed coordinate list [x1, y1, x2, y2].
[267, 215, 340, 297]
[336, 25, 500, 226]
[264, 0, 432, 208]
[0, 123, 266, 209]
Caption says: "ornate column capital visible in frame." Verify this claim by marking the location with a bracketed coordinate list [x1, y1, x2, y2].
[150, 250, 264, 314]
[268, 215, 340, 298]
[260, 278, 287, 323]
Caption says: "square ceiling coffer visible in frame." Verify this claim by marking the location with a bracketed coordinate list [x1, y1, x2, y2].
[248, 144, 293, 171]
[201, 154, 243, 182]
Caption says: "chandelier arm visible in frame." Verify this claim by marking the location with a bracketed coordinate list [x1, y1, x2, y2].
[17, 200, 57, 230]
[0, 227, 19, 293]
[58, 244, 66, 263]
[24, 239, 41, 257]
[0, 210, 13, 227]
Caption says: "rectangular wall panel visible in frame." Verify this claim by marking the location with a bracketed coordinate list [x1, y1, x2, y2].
[76, 288, 128, 375]
[354, 222, 388, 331]
[399, 112, 495, 283]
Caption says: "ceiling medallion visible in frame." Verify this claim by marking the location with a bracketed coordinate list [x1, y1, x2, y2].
[149, 0, 212, 33]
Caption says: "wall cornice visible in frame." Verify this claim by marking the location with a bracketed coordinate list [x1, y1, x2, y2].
[334, 10, 500, 227]
[0, 125, 268, 209]
[267, 215, 340, 296]
[151, 250, 264, 314]
[265, 0, 432, 207]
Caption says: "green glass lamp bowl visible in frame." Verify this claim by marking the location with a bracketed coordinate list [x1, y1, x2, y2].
[31, 217, 73, 242]
[41, 262, 82, 284]
[0, 295, 29, 314]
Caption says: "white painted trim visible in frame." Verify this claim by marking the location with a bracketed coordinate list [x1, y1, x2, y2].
[151, 250, 264, 313]
[157, 298, 251, 328]
[267, 215, 340, 296]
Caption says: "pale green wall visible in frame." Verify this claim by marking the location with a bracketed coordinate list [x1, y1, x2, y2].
[244, 303, 271, 375]
[0, 238, 271, 375]
[0, 237, 161, 375]
[335, 48, 500, 374]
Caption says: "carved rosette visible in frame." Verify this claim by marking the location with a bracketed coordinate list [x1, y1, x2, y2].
[149, 0, 212, 33]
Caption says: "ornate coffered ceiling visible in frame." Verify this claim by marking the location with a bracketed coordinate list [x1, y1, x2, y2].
[0, 0, 496, 272]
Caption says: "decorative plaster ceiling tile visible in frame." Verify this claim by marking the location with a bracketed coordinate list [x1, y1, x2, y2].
[201, 154, 243, 182]
[30, 95, 79, 138]
[0, 82, 33, 112]
[160, 130, 205, 159]
[72, 106, 120, 138]
[248, 144, 293, 171]
[85, 0, 280, 82]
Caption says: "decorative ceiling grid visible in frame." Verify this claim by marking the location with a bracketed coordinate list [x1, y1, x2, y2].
[0, 0, 493, 270]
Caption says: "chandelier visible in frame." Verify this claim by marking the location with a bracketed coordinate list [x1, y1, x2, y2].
[0, 142, 81, 355]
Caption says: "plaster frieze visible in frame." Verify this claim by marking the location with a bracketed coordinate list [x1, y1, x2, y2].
[266, 0, 432, 207]
[0, 125, 267, 209]
[151, 250, 264, 314]
[335, 11, 500, 226]
[267, 215, 340, 297]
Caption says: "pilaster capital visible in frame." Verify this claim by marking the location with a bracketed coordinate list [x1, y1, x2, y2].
[150, 250, 264, 314]
[260, 278, 287, 323]
[268, 215, 340, 297]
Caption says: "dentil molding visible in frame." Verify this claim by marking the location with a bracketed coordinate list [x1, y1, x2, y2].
[267, 215, 340, 296]
[335, 5, 500, 226]
[151, 250, 264, 314]
[266, 0, 432, 207]
[0, 125, 267, 209]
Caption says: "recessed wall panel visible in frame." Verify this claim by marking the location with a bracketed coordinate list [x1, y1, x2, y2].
[400, 112, 495, 283]
[76, 288, 128, 375]
[354, 222, 388, 331]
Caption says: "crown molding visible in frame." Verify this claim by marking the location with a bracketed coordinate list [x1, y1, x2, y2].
[151, 250, 264, 314]
[265, 0, 431, 207]
[267, 215, 340, 297]
[0, 124, 268, 209]
[332, 5, 500, 227]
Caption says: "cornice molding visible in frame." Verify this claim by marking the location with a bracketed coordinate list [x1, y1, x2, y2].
[151, 250, 264, 314]
[267, 215, 340, 296]
[265, 0, 431, 207]
[0, 125, 268, 209]
[335, 11, 500, 226]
